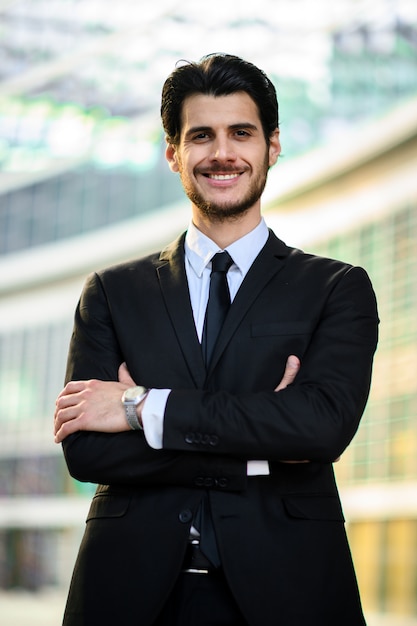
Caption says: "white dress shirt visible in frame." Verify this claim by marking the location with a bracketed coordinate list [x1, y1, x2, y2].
[141, 218, 270, 475]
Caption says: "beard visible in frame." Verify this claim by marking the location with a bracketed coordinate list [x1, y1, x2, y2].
[180, 153, 270, 223]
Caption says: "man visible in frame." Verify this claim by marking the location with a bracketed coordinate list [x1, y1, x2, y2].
[54, 54, 379, 625]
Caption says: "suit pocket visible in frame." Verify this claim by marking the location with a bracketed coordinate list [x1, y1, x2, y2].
[283, 494, 345, 522]
[251, 321, 314, 337]
[86, 493, 131, 522]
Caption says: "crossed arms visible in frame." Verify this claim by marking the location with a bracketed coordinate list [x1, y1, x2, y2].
[54, 356, 300, 443]
[54, 261, 378, 485]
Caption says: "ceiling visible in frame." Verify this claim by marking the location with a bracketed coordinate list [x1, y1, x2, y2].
[1, 0, 415, 116]
[0, 0, 416, 182]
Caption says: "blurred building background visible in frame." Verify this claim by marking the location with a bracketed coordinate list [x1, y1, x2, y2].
[0, 0, 416, 624]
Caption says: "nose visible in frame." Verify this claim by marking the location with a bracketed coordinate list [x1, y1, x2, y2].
[210, 136, 236, 162]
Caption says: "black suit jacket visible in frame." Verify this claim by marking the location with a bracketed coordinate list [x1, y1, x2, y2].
[62, 230, 378, 626]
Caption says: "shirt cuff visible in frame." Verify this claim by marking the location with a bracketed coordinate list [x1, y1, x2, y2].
[247, 461, 270, 475]
[142, 390, 270, 477]
[141, 388, 171, 449]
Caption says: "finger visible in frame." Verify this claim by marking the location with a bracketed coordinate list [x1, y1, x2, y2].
[275, 355, 300, 391]
[54, 416, 85, 443]
[279, 460, 310, 464]
[54, 391, 82, 417]
[118, 362, 136, 386]
[54, 404, 81, 433]
[56, 380, 87, 402]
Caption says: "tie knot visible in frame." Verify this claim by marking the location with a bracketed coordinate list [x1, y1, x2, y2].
[211, 251, 233, 274]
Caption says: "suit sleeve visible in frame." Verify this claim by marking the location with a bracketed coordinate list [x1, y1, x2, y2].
[163, 265, 379, 463]
[61, 272, 247, 490]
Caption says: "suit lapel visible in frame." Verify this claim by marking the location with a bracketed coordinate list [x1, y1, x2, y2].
[208, 231, 290, 372]
[156, 233, 207, 389]
[155, 230, 290, 385]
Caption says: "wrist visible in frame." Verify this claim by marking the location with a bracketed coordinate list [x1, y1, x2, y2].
[135, 392, 149, 428]
[122, 386, 149, 430]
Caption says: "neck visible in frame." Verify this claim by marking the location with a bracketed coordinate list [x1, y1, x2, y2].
[191, 208, 262, 249]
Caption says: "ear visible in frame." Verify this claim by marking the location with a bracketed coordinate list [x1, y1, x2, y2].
[268, 129, 281, 167]
[165, 142, 180, 173]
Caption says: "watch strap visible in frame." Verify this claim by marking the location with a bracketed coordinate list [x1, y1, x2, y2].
[122, 386, 148, 431]
[125, 404, 143, 431]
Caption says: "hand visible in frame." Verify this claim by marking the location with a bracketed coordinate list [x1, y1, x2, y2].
[118, 362, 136, 387]
[273, 357, 340, 464]
[273, 355, 309, 464]
[274, 355, 300, 391]
[54, 363, 136, 443]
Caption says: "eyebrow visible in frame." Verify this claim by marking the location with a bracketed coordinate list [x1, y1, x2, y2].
[184, 122, 260, 139]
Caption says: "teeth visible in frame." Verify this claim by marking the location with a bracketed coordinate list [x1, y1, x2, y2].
[208, 173, 239, 180]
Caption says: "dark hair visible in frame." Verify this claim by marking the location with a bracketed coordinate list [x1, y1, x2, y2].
[160, 53, 279, 145]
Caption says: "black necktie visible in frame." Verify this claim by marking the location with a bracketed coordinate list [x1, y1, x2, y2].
[202, 251, 233, 367]
[195, 251, 233, 568]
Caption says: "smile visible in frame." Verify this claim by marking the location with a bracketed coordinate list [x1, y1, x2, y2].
[205, 173, 241, 180]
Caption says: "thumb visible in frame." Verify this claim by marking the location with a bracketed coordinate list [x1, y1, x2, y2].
[275, 355, 300, 392]
[118, 362, 136, 387]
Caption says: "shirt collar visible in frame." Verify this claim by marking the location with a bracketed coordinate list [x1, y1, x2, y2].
[185, 218, 269, 278]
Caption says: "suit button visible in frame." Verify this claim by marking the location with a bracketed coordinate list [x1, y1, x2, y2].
[185, 433, 194, 444]
[215, 477, 228, 488]
[194, 432, 202, 444]
[179, 509, 193, 523]
[209, 435, 219, 447]
[204, 477, 213, 487]
[194, 477, 204, 487]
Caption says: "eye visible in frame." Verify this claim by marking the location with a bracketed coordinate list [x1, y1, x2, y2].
[193, 132, 210, 142]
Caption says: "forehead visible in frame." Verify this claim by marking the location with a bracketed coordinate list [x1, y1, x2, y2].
[180, 92, 262, 134]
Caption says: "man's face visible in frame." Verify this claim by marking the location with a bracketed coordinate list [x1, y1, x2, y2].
[166, 92, 280, 223]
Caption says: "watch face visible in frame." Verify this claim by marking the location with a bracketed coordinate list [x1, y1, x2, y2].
[124, 386, 146, 402]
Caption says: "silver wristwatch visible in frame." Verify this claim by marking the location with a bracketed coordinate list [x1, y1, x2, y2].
[122, 385, 148, 430]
